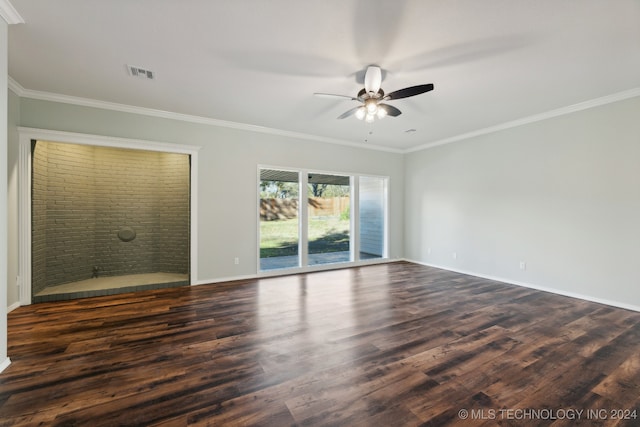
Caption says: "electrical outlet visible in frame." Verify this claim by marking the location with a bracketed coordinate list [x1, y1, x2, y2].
[452, 252, 457, 260]
[234, 257, 240, 265]
[519, 261, 526, 270]
[427, 247, 431, 255]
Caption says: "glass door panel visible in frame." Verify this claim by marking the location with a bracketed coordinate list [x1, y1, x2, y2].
[307, 173, 351, 265]
[259, 169, 300, 270]
[358, 176, 387, 260]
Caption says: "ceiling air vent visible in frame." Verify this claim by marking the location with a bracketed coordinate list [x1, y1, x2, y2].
[127, 65, 155, 80]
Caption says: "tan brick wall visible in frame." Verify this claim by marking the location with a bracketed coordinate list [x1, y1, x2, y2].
[32, 141, 189, 294]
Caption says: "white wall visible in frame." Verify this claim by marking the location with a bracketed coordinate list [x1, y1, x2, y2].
[405, 96, 640, 310]
[7, 97, 404, 305]
[1, 18, 10, 371]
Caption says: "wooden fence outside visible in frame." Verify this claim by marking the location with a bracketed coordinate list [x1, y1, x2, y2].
[260, 197, 350, 220]
[308, 197, 350, 218]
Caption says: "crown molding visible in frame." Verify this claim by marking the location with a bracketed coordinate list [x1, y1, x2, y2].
[10, 75, 639, 155]
[406, 87, 640, 153]
[8, 75, 24, 95]
[0, 0, 24, 24]
[9, 77, 403, 154]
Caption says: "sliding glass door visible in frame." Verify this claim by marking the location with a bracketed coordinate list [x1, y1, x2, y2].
[259, 167, 387, 272]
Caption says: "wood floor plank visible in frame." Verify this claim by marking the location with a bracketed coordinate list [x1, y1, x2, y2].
[1, 262, 640, 426]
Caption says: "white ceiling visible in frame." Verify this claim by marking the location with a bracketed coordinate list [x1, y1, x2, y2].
[7, 0, 640, 152]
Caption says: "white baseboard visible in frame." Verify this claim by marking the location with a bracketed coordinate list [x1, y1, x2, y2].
[193, 258, 398, 286]
[192, 274, 258, 286]
[7, 301, 21, 313]
[404, 258, 640, 313]
[0, 357, 11, 374]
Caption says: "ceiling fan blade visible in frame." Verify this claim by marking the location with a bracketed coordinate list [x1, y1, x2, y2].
[385, 83, 434, 100]
[314, 93, 358, 101]
[337, 106, 362, 119]
[364, 65, 382, 95]
[379, 104, 402, 117]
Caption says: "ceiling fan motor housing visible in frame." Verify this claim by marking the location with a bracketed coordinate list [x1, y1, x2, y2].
[357, 88, 384, 102]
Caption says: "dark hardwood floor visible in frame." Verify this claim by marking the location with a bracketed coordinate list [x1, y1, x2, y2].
[1, 262, 640, 426]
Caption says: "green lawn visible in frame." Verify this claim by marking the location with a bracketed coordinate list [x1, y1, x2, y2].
[260, 217, 350, 258]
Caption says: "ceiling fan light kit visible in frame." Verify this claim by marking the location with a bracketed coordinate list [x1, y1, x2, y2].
[356, 99, 388, 123]
[315, 65, 434, 123]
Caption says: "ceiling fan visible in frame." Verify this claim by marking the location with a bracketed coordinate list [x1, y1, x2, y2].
[314, 65, 434, 123]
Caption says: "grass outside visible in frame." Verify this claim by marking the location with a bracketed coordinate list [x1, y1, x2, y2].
[260, 216, 349, 258]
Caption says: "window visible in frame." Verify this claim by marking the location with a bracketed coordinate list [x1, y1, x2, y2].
[259, 167, 388, 271]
